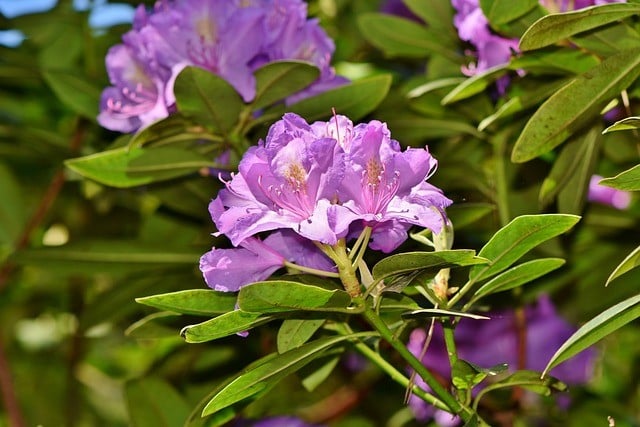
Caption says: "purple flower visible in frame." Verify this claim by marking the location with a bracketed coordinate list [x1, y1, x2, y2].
[407, 295, 596, 422]
[337, 119, 452, 252]
[588, 175, 632, 210]
[210, 113, 347, 246]
[199, 229, 335, 291]
[99, 0, 346, 132]
[209, 113, 451, 251]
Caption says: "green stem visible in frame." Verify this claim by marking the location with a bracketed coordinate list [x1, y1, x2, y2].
[361, 305, 472, 421]
[334, 323, 449, 411]
[493, 133, 511, 228]
[332, 240, 363, 297]
[442, 320, 458, 370]
[283, 260, 340, 278]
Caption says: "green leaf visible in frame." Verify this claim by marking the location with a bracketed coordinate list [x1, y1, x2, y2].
[544, 293, 640, 376]
[469, 214, 580, 282]
[174, 66, 243, 134]
[480, 0, 538, 27]
[125, 312, 181, 339]
[372, 250, 488, 281]
[277, 318, 326, 353]
[539, 125, 602, 208]
[237, 281, 351, 314]
[452, 359, 488, 390]
[385, 116, 486, 140]
[480, 370, 567, 398]
[402, 308, 490, 320]
[65, 146, 212, 188]
[300, 355, 341, 392]
[181, 310, 275, 343]
[442, 203, 495, 230]
[125, 377, 191, 427]
[602, 116, 640, 134]
[282, 74, 392, 123]
[402, 0, 458, 44]
[357, 14, 459, 61]
[252, 60, 320, 110]
[378, 293, 420, 312]
[473, 258, 566, 301]
[606, 246, 640, 286]
[202, 333, 376, 416]
[136, 290, 237, 316]
[441, 65, 509, 105]
[128, 113, 213, 149]
[519, 3, 640, 51]
[511, 48, 640, 163]
[599, 164, 640, 191]
[42, 69, 101, 119]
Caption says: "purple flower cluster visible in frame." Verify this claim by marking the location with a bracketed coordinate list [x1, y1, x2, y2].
[588, 175, 632, 210]
[452, 0, 623, 82]
[200, 113, 451, 291]
[98, 0, 347, 133]
[407, 296, 596, 423]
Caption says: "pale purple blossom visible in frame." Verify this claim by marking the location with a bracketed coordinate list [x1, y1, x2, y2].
[588, 175, 632, 210]
[209, 113, 451, 251]
[99, 0, 346, 132]
[200, 229, 335, 291]
[407, 295, 596, 423]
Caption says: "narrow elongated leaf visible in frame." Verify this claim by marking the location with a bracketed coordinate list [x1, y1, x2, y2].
[174, 66, 243, 134]
[181, 310, 275, 343]
[543, 294, 640, 376]
[402, 0, 458, 44]
[128, 113, 211, 149]
[539, 125, 601, 207]
[126, 377, 190, 427]
[480, 371, 567, 397]
[372, 250, 487, 281]
[473, 258, 565, 300]
[136, 290, 237, 316]
[252, 60, 319, 110]
[469, 215, 580, 282]
[65, 146, 212, 188]
[125, 312, 181, 339]
[202, 333, 376, 416]
[511, 48, 640, 163]
[605, 246, 640, 286]
[599, 164, 640, 191]
[520, 3, 640, 51]
[441, 65, 509, 104]
[603, 116, 640, 133]
[237, 281, 351, 314]
[277, 318, 325, 353]
[42, 69, 101, 119]
[300, 355, 341, 392]
[357, 14, 459, 60]
[480, 0, 538, 27]
[386, 116, 486, 140]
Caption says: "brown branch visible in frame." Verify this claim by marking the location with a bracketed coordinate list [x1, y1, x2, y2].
[0, 333, 25, 427]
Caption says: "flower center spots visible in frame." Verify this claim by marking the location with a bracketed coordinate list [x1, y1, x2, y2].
[361, 158, 400, 214]
[257, 162, 314, 220]
[285, 162, 307, 191]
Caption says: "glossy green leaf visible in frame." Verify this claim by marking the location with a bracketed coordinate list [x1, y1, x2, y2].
[42, 69, 101, 119]
[480, 0, 538, 27]
[544, 293, 640, 376]
[570, 21, 640, 57]
[128, 113, 213, 149]
[174, 66, 243, 134]
[357, 14, 459, 61]
[378, 293, 420, 311]
[300, 355, 341, 392]
[136, 290, 237, 316]
[402, 0, 457, 44]
[539, 126, 602, 208]
[603, 116, 640, 134]
[402, 308, 490, 320]
[125, 312, 181, 339]
[237, 281, 351, 314]
[606, 246, 640, 286]
[125, 377, 191, 427]
[252, 60, 320, 110]
[181, 310, 275, 343]
[284, 74, 392, 123]
[469, 214, 580, 282]
[509, 49, 599, 75]
[372, 250, 487, 281]
[599, 164, 640, 191]
[202, 333, 375, 416]
[519, 3, 640, 51]
[65, 146, 212, 188]
[511, 48, 640, 163]
[441, 65, 509, 105]
[277, 318, 326, 353]
[479, 370, 567, 398]
[452, 360, 488, 390]
[473, 258, 565, 301]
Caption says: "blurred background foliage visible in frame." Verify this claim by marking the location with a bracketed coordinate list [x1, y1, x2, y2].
[0, 0, 638, 426]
